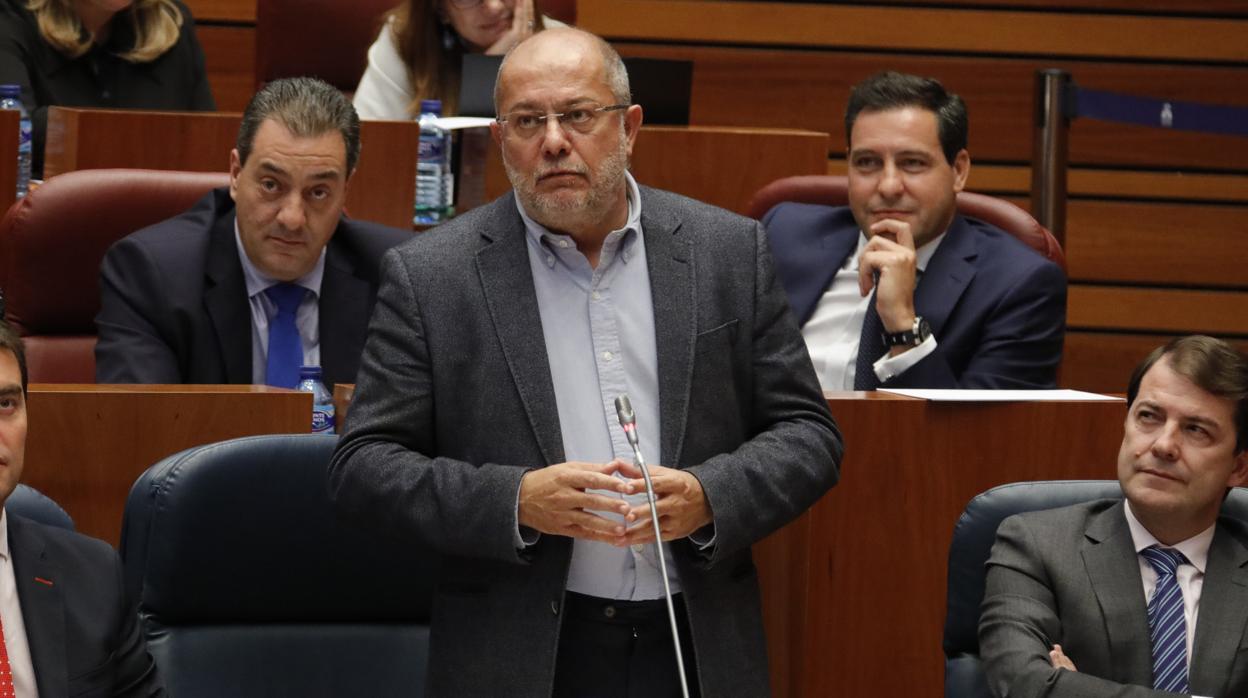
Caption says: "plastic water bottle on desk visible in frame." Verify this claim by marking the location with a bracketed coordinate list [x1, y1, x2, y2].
[297, 365, 335, 434]
[414, 99, 453, 225]
[0, 85, 32, 200]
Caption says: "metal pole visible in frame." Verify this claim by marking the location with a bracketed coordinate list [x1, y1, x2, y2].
[1030, 69, 1072, 248]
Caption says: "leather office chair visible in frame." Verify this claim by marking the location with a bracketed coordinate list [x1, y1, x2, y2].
[0, 168, 229, 382]
[745, 175, 1066, 269]
[121, 434, 437, 697]
[6, 484, 74, 530]
[942, 480, 1248, 698]
[254, 0, 578, 94]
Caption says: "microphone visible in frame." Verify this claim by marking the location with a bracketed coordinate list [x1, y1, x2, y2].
[614, 394, 690, 698]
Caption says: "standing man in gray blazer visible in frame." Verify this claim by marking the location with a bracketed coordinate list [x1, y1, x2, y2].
[980, 335, 1248, 697]
[329, 27, 842, 698]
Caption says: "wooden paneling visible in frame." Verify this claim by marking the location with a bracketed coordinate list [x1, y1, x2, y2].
[755, 393, 1127, 695]
[614, 43, 1248, 172]
[0, 109, 17, 214]
[1065, 200, 1248, 287]
[837, 0, 1248, 13]
[579, 1, 1248, 61]
[185, 0, 255, 22]
[1062, 331, 1248, 392]
[43, 107, 419, 229]
[199, 25, 256, 112]
[1068, 285, 1248, 334]
[25, 385, 309, 544]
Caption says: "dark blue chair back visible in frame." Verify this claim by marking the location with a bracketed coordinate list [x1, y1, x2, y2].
[121, 434, 438, 698]
[6, 483, 73, 530]
[942, 480, 1248, 697]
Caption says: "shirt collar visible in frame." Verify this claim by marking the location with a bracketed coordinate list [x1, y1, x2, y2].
[233, 216, 326, 299]
[516, 171, 643, 266]
[1124, 499, 1215, 573]
[848, 228, 948, 273]
[0, 509, 8, 563]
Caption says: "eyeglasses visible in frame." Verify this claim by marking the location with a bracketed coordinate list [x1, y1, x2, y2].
[496, 104, 630, 139]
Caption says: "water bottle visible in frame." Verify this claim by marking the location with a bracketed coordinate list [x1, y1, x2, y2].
[414, 98, 453, 224]
[0, 85, 32, 200]
[296, 365, 336, 434]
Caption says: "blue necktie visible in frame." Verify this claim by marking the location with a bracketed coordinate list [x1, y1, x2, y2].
[264, 283, 306, 388]
[853, 289, 884, 390]
[1140, 545, 1190, 693]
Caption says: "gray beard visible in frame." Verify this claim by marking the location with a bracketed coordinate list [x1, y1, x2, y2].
[505, 142, 630, 232]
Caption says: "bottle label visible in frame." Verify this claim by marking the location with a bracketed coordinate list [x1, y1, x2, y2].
[312, 405, 336, 434]
[419, 137, 444, 161]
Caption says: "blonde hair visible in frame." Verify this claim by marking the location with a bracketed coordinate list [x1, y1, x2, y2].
[387, 0, 546, 117]
[26, 0, 183, 63]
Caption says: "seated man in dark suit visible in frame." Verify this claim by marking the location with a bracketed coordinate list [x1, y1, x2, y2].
[980, 335, 1248, 696]
[0, 320, 164, 696]
[95, 77, 411, 388]
[763, 71, 1066, 390]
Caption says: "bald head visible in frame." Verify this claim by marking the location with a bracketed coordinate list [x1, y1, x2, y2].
[493, 27, 630, 114]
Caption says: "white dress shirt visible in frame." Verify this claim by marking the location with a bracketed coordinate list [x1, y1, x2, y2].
[800, 231, 944, 390]
[0, 511, 39, 698]
[1123, 500, 1214, 676]
[234, 220, 325, 384]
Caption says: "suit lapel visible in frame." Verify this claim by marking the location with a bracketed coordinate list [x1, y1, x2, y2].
[789, 227, 856, 326]
[203, 199, 253, 383]
[1081, 502, 1155, 685]
[639, 188, 693, 468]
[914, 215, 978, 334]
[1189, 520, 1248, 695]
[319, 227, 370, 386]
[474, 196, 565, 466]
[8, 516, 67, 698]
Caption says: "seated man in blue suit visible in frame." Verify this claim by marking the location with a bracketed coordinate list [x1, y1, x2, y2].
[980, 335, 1248, 696]
[95, 77, 411, 388]
[0, 320, 164, 696]
[763, 71, 1066, 390]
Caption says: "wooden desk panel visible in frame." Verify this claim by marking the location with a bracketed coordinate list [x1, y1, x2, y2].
[42, 107, 419, 229]
[466, 126, 830, 216]
[0, 109, 18, 213]
[25, 384, 310, 545]
[754, 393, 1127, 696]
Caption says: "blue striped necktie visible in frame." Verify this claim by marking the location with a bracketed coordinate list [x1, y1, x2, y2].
[265, 283, 306, 388]
[1140, 545, 1190, 693]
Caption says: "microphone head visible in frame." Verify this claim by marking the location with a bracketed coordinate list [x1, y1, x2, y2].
[614, 394, 635, 426]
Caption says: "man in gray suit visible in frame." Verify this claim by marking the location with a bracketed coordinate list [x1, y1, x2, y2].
[980, 335, 1248, 696]
[328, 27, 842, 698]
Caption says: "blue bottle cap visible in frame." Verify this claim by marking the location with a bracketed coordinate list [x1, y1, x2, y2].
[420, 99, 442, 116]
[299, 365, 323, 379]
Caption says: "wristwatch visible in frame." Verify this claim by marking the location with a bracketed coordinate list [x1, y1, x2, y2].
[882, 316, 932, 348]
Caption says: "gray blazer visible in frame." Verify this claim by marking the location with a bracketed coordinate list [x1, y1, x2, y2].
[329, 188, 842, 697]
[980, 499, 1248, 697]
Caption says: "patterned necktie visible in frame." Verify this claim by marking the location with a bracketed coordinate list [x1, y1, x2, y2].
[1140, 545, 1190, 693]
[264, 283, 306, 388]
[853, 289, 884, 390]
[0, 608, 15, 697]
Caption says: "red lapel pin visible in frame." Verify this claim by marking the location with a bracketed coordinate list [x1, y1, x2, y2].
[33, 577, 53, 586]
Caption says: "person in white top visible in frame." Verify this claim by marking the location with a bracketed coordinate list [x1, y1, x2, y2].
[353, 0, 567, 119]
[980, 334, 1248, 697]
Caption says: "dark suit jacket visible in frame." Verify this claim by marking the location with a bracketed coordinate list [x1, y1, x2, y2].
[762, 203, 1067, 389]
[8, 513, 163, 697]
[95, 188, 412, 387]
[980, 499, 1248, 697]
[329, 188, 843, 697]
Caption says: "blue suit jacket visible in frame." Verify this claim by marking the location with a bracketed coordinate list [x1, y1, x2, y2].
[762, 202, 1067, 389]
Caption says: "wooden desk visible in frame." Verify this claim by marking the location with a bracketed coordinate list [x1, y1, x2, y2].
[754, 392, 1127, 697]
[42, 107, 419, 229]
[0, 109, 17, 213]
[24, 384, 311, 545]
[461, 126, 830, 216]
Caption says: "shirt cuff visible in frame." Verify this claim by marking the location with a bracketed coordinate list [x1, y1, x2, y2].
[688, 523, 716, 551]
[513, 479, 540, 549]
[873, 333, 938, 383]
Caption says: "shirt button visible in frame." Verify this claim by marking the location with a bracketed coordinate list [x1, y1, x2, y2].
[545, 255, 555, 266]
[632, 544, 644, 553]
[558, 240, 570, 248]
[603, 605, 617, 619]
[602, 351, 613, 361]
[591, 291, 601, 301]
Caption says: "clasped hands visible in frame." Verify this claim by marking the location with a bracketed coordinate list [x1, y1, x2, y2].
[517, 458, 711, 546]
